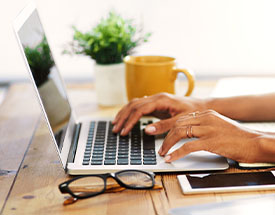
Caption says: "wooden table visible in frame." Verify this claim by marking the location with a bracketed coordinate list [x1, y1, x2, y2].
[1, 81, 275, 215]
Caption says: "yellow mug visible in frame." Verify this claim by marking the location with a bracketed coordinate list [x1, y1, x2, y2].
[124, 56, 195, 101]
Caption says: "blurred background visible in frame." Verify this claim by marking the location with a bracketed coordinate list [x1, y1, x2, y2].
[1, 0, 275, 82]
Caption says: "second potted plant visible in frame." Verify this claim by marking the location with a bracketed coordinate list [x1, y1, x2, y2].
[65, 11, 151, 106]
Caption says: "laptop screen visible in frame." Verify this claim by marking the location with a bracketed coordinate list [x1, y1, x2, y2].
[17, 9, 71, 153]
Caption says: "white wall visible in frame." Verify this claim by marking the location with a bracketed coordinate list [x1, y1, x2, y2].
[1, 0, 275, 81]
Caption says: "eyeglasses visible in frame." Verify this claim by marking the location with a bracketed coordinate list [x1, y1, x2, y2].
[59, 170, 156, 204]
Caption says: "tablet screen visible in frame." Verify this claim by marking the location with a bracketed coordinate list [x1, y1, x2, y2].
[187, 172, 275, 189]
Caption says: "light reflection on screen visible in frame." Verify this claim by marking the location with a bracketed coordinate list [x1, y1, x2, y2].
[18, 10, 71, 152]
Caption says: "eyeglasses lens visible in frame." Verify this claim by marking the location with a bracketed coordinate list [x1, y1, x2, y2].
[116, 171, 153, 188]
[68, 176, 104, 197]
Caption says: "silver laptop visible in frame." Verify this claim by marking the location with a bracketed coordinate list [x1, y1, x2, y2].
[13, 2, 229, 174]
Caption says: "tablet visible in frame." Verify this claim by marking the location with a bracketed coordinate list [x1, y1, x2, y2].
[178, 171, 275, 194]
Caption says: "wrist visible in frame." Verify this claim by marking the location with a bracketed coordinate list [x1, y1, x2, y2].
[204, 97, 222, 112]
[255, 134, 275, 163]
[204, 97, 246, 120]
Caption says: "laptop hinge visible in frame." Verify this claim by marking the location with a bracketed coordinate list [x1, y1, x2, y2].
[67, 123, 81, 163]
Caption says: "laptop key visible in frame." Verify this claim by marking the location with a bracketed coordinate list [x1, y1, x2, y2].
[118, 152, 128, 156]
[106, 146, 117, 150]
[105, 149, 116, 153]
[91, 157, 103, 161]
[131, 152, 141, 156]
[131, 156, 142, 160]
[143, 149, 155, 154]
[91, 161, 102, 165]
[143, 154, 156, 159]
[105, 155, 116, 160]
[143, 157, 156, 161]
[131, 149, 141, 153]
[118, 154, 129, 158]
[93, 147, 104, 151]
[93, 151, 104, 155]
[117, 159, 128, 165]
[92, 154, 103, 158]
[82, 161, 89, 165]
[104, 160, 116, 165]
[130, 160, 142, 165]
[84, 155, 91, 159]
[143, 160, 157, 165]
[86, 143, 92, 147]
[105, 152, 116, 156]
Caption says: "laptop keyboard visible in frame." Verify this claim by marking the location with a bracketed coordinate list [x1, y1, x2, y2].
[82, 121, 157, 166]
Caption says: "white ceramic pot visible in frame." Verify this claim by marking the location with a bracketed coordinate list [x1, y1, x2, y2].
[94, 63, 127, 106]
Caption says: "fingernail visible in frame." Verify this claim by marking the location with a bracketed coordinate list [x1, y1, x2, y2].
[145, 125, 156, 134]
[158, 146, 162, 154]
[165, 155, 171, 162]
[112, 125, 117, 132]
[120, 128, 125, 136]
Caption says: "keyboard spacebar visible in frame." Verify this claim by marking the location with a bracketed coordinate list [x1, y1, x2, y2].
[142, 130, 157, 165]
[142, 130, 155, 149]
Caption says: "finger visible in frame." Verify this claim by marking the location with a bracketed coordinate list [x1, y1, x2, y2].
[174, 113, 205, 127]
[112, 99, 145, 133]
[164, 140, 204, 162]
[112, 105, 127, 124]
[145, 117, 178, 135]
[176, 109, 216, 123]
[112, 107, 127, 129]
[120, 102, 156, 135]
[112, 98, 140, 124]
[113, 99, 139, 124]
[160, 125, 203, 156]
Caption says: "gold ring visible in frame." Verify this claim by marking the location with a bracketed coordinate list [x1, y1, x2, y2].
[190, 126, 193, 138]
[186, 125, 192, 138]
[189, 111, 199, 118]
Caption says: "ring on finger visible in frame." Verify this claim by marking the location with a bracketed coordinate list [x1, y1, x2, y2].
[186, 125, 194, 138]
[186, 125, 191, 138]
[189, 111, 199, 118]
[190, 125, 194, 138]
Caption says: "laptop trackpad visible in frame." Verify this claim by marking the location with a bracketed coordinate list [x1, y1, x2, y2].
[157, 138, 229, 171]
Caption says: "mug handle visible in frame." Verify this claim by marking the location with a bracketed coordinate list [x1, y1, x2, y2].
[172, 68, 195, 96]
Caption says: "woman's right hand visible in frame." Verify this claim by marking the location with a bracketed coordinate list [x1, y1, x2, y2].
[112, 93, 208, 136]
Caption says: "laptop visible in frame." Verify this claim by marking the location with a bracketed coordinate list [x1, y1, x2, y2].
[13, 2, 229, 174]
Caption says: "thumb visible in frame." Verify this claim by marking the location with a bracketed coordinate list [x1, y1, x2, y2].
[145, 117, 178, 135]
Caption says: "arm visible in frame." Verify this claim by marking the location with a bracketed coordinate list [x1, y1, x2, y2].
[113, 93, 275, 136]
[206, 93, 275, 121]
[113, 93, 275, 135]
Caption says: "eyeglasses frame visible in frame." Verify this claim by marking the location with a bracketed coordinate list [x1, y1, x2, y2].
[59, 169, 155, 199]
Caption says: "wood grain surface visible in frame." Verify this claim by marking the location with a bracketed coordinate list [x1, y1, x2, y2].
[0, 84, 41, 213]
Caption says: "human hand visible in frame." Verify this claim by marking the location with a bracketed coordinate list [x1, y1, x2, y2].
[160, 110, 262, 163]
[112, 93, 207, 136]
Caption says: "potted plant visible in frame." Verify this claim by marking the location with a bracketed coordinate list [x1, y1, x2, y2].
[64, 11, 151, 106]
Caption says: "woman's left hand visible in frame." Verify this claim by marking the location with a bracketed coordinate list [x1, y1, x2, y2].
[159, 110, 263, 163]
